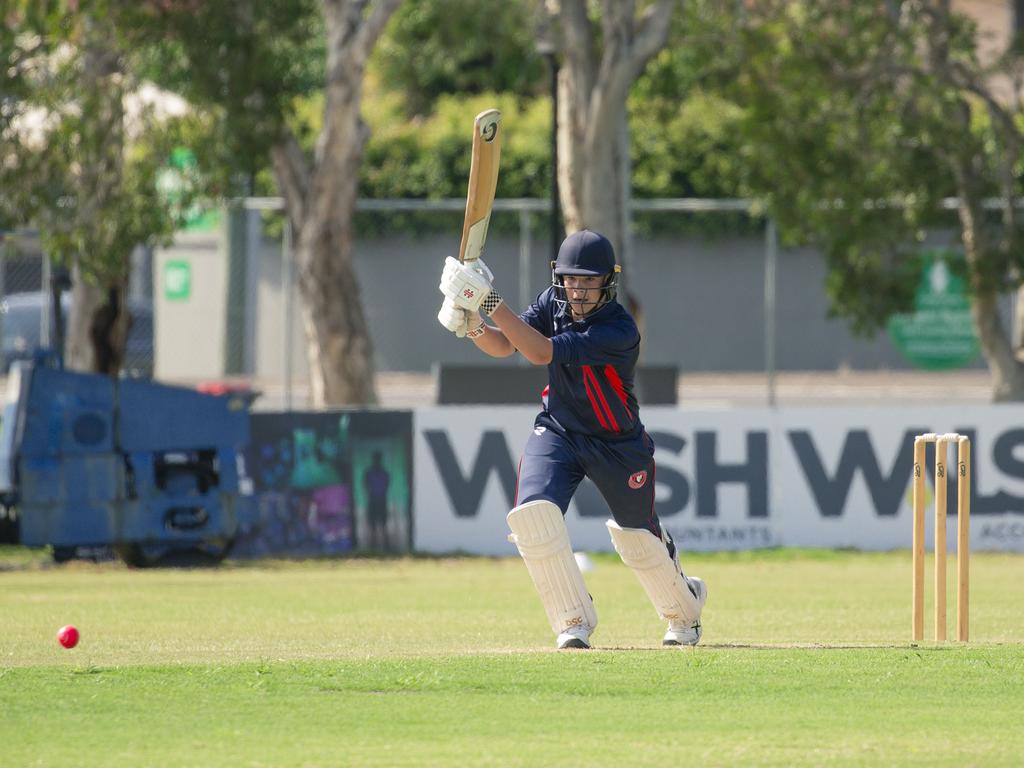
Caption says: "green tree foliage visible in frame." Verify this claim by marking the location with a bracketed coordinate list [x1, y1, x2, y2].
[1, 1, 191, 283]
[631, 87, 744, 199]
[1, 0, 209, 374]
[691, 1, 1024, 398]
[116, 0, 324, 197]
[699, 2, 975, 336]
[361, 0, 749, 209]
[371, 0, 546, 115]
[630, 4, 747, 201]
[361, 92, 551, 199]
[351, 92, 552, 237]
[126, 0, 753, 213]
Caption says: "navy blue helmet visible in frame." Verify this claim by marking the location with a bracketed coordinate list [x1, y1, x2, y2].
[551, 230, 621, 314]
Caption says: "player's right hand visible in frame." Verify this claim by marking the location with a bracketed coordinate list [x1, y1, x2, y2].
[438, 296, 467, 336]
[437, 297, 483, 338]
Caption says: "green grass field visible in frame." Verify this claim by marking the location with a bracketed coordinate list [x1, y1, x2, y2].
[2, 546, 1023, 766]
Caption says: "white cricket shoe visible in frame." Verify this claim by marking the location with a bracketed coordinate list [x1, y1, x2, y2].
[556, 624, 594, 650]
[663, 576, 707, 647]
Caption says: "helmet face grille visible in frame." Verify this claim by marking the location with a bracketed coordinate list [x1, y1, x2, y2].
[550, 231, 619, 317]
[551, 268, 618, 317]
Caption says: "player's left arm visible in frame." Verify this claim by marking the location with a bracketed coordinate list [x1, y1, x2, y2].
[486, 303, 552, 365]
[468, 320, 517, 357]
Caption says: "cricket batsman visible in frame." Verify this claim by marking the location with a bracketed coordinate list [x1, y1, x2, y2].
[437, 229, 707, 649]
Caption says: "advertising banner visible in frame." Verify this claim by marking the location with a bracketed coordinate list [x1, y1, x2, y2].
[414, 406, 1024, 554]
[236, 411, 413, 557]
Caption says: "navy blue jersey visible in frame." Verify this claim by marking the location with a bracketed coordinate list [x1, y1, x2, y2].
[520, 287, 642, 439]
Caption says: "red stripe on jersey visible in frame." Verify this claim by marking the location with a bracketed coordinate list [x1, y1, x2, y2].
[514, 456, 523, 506]
[602, 365, 633, 419]
[581, 368, 610, 430]
[583, 365, 620, 432]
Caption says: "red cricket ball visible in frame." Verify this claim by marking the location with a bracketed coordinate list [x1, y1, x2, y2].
[57, 625, 79, 649]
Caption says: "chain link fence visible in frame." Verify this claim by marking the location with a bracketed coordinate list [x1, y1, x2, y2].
[0, 229, 48, 375]
[0, 230, 155, 377]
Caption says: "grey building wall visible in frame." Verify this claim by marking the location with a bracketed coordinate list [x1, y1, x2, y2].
[156, 212, 1008, 379]
[350, 233, 996, 374]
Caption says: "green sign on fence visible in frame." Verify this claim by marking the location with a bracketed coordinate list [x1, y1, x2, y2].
[887, 249, 979, 370]
[164, 259, 192, 301]
[157, 148, 222, 233]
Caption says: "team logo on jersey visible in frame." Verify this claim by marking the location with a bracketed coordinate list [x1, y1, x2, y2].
[628, 470, 648, 489]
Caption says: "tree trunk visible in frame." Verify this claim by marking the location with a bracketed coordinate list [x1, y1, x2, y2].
[89, 284, 131, 376]
[1015, 284, 1024, 361]
[927, 3, 1024, 401]
[64, 264, 131, 376]
[548, 0, 672, 344]
[955, 184, 1024, 400]
[295, 203, 378, 406]
[970, 289, 1024, 401]
[269, 0, 400, 407]
[62, 16, 133, 377]
[550, 0, 675, 260]
[64, 263, 103, 371]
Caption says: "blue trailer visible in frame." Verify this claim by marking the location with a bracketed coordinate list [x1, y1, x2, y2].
[0, 357, 255, 565]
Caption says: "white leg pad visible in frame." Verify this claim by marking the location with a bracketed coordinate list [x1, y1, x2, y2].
[606, 520, 701, 626]
[507, 500, 597, 637]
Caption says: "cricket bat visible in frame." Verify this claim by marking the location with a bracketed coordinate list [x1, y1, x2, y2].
[457, 109, 502, 264]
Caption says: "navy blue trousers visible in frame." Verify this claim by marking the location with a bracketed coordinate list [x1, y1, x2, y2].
[515, 412, 673, 552]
